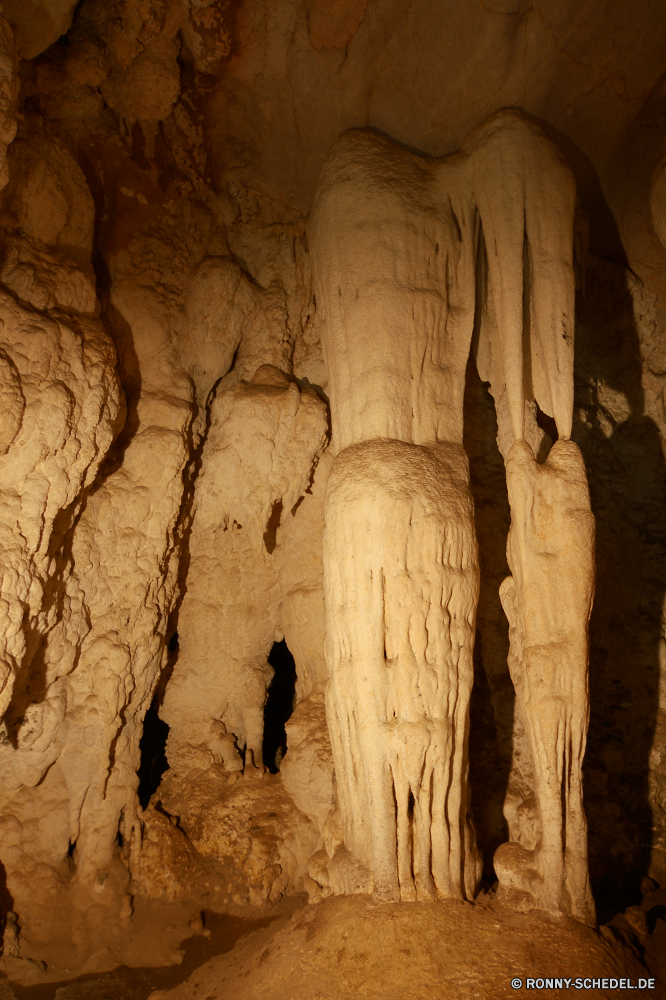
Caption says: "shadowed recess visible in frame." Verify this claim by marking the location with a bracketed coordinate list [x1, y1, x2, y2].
[263, 500, 283, 554]
[137, 697, 170, 809]
[262, 640, 297, 773]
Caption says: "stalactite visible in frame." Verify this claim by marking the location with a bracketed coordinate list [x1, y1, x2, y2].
[311, 109, 594, 919]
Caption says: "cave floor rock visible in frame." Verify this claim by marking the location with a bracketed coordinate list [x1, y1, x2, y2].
[146, 894, 660, 1000]
[2, 893, 663, 1000]
[2, 907, 298, 1000]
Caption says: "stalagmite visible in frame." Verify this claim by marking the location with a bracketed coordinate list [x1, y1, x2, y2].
[472, 119, 597, 925]
[321, 440, 481, 901]
[311, 123, 483, 902]
[311, 109, 595, 918]
[494, 438, 595, 925]
[0, 0, 665, 989]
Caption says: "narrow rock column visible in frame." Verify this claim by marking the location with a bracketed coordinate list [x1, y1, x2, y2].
[467, 113, 596, 924]
[312, 110, 595, 916]
[323, 440, 480, 901]
[311, 127, 483, 902]
[494, 439, 596, 925]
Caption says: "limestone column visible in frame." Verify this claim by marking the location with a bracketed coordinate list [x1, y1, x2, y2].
[311, 110, 595, 919]
[493, 439, 596, 925]
[311, 127, 482, 902]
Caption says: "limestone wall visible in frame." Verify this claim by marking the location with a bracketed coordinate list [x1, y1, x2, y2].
[0, 0, 663, 979]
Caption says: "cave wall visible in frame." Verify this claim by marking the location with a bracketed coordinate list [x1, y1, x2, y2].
[0, 0, 663, 972]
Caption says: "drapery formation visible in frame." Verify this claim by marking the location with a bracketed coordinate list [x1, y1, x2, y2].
[310, 109, 595, 921]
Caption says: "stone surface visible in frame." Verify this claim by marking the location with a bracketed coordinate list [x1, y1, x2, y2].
[0, 0, 662, 991]
[321, 439, 480, 902]
[496, 439, 595, 925]
[3, 0, 78, 60]
[144, 893, 655, 1000]
[161, 365, 328, 775]
[309, 112, 592, 920]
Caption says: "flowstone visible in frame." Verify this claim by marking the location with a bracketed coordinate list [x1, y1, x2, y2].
[310, 110, 595, 920]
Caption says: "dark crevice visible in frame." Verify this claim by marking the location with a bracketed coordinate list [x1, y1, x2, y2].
[137, 356, 238, 802]
[463, 356, 512, 881]
[262, 640, 296, 773]
[137, 698, 170, 809]
[155, 362, 233, 726]
[0, 859, 13, 955]
[535, 403, 558, 446]
[408, 789, 415, 883]
[131, 122, 152, 172]
[0, 860, 14, 917]
[263, 500, 283, 554]
[153, 631, 179, 711]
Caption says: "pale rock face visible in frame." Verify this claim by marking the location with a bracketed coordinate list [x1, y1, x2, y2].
[0, 160, 319, 962]
[0, 342, 22, 453]
[310, 111, 593, 919]
[323, 439, 481, 902]
[0, 293, 121, 727]
[0, 132, 97, 315]
[0, 237, 97, 315]
[10, 177, 327, 933]
[48, 210, 266, 886]
[3, 133, 94, 257]
[200, 365, 328, 554]
[61, 385, 192, 881]
[280, 696, 334, 835]
[145, 359, 332, 912]
[495, 439, 595, 925]
[131, 801, 208, 903]
[161, 364, 328, 774]
[2, 0, 78, 59]
[0, 114, 125, 969]
[0, 0, 666, 985]
[143, 765, 320, 907]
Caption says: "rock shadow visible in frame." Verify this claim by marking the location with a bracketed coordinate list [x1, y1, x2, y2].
[465, 120, 665, 914]
[574, 253, 666, 917]
[463, 355, 513, 877]
[263, 640, 297, 773]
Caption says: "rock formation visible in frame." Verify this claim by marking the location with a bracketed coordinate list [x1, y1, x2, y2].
[495, 439, 595, 924]
[309, 111, 595, 919]
[161, 364, 328, 776]
[0, 0, 662, 991]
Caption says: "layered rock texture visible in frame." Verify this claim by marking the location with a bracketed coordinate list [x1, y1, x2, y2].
[0, 0, 662, 991]
[310, 111, 595, 922]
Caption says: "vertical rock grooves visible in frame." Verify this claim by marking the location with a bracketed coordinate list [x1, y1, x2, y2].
[311, 110, 594, 918]
[0, 0, 664, 984]
[324, 440, 480, 901]
[161, 365, 329, 778]
[495, 438, 596, 925]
